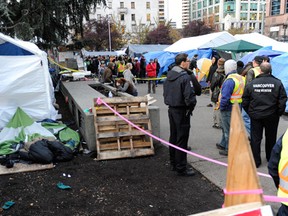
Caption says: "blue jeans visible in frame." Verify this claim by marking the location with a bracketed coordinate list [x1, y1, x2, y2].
[242, 108, 251, 136]
[219, 110, 231, 151]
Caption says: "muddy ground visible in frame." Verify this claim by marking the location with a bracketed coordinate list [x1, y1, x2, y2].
[0, 92, 224, 216]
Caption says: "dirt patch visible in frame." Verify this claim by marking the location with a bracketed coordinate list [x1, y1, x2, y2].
[0, 92, 224, 216]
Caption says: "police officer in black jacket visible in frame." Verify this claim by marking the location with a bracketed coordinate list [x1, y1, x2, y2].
[242, 62, 287, 168]
[163, 53, 201, 176]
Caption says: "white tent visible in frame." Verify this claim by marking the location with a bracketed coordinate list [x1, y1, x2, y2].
[234, 33, 288, 52]
[164, 31, 236, 52]
[0, 33, 57, 128]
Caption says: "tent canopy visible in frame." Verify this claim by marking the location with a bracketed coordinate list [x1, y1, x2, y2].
[0, 33, 57, 128]
[214, 40, 263, 53]
[235, 33, 288, 52]
[164, 32, 236, 52]
[126, 44, 170, 57]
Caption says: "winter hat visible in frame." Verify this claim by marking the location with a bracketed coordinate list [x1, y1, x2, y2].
[218, 58, 225, 66]
[224, 59, 237, 74]
[134, 57, 138, 60]
[253, 56, 264, 65]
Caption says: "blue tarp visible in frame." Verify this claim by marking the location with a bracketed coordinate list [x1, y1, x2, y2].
[0, 42, 33, 55]
[240, 46, 284, 65]
[271, 53, 288, 112]
[144, 49, 212, 77]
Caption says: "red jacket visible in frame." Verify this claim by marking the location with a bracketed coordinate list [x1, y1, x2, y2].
[146, 62, 156, 77]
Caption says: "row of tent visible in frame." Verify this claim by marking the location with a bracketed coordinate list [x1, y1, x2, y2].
[0, 31, 288, 130]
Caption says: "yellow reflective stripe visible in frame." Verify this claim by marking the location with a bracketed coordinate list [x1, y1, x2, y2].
[252, 67, 261, 78]
[278, 129, 288, 205]
[226, 74, 245, 103]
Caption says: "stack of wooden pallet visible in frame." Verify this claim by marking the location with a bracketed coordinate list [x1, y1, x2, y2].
[93, 96, 154, 160]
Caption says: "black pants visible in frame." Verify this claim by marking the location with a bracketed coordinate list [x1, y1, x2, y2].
[250, 113, 279, 167]
[168, 107, 191, 172]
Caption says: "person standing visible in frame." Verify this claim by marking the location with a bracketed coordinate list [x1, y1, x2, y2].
[206, 56, 219, 107]
[146, 59, 157, 94]
[123, 63, 136, 88]
[242, 62, 287, 168]
[216, 60, 245, 156]
[268, 129, 288, 216]
[210, 58, 226, 129]
[154, 58, 160, 86]
[163, 53, 197, 176]
[189, 54, 198, 71]
[139, 56, 146, 83]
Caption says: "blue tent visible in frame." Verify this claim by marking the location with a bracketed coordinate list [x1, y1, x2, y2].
[144, 49, 212, 77]
[271, 53, 288, 112]
[240, 46, 284, 65]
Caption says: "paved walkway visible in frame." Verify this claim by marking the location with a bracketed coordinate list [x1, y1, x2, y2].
[136, 82, 288, 213]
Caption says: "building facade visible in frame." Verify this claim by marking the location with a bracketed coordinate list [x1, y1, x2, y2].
[190, 0, 265, 32]
[91, 0, 160, 33]
[265, 0, 288, 41]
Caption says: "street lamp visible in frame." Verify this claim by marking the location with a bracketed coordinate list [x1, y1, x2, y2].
[108, 18, 112, 52]
[261, 1, 266, 35]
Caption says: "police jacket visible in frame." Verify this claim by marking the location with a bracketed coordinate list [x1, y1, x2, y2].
[163, 66, 197, 111]
[242, 73, 287, 120]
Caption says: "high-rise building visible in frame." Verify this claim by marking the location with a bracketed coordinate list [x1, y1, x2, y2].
[265, 0, 288, 41]
[190, 0, 265, 32]
[182, 0, 190, 28]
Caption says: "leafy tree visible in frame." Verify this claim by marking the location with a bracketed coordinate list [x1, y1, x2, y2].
[0, 0, 106, 47]
[228, 27, 249, 35]
[144, 24, 173, 44]
[82, 18, 123, 51]
[182, 20, 213, 37]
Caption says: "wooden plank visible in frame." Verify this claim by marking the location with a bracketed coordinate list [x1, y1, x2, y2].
[100, 96, 148, 104]
[97, 130, 150, 139]
[95, 148, 154, 160]
[191, 202, 271, 216]
[99, 141, 152, 151]
[0, 163, 54, 175]
[224, 104, 264, 207]
[96, 115, 149, 123]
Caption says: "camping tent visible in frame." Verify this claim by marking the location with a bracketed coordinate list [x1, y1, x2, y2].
[214, 40, 263, 53]
[240, 46, 284, 65]
[0, 33, 57, 128]
[271, 53, 288, 112]
[235, 33, 288, 52]
[164, 31, 236, 52]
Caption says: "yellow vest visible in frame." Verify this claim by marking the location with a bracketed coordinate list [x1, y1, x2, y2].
[278, 129, 288, 205]
[118, 63, 125, 73]
[225, 73, 245, 103]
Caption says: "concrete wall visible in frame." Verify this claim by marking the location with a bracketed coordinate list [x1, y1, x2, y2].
[60, 80, 160, 151]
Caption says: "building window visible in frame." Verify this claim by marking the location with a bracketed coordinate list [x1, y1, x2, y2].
[147, 13, 151, 21]
[250, 3, 257, 11]
[203, 0, 207, 7]
[197, 2, 202, 9]
[241, 3, 248, 11]
[250, 13, 257, 20]
[131, 14, 135, 21]
[215, 5, 219, 13]
[120, 14, 125, 21]
[215, 0, 219, 3]
[131, 2, 135, 9]
[286, 0, 288, 13]
[120, 2, 124, 8]
[271, 0, 280, 15]
[146, 2, 150, 9]
[240, 13, 247, 20]
[209, 0, 213, 6]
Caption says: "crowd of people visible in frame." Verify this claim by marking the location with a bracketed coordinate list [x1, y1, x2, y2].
[83, 55, 160, 96]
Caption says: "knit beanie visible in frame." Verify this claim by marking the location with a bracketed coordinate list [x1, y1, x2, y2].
[218, 58, 225, 66]
[224, 59, 237, 75]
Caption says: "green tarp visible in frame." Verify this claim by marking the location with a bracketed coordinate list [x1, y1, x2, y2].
[214, 40, 263, 53]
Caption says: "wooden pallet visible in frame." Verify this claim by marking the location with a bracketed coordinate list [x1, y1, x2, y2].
[93, 96, 154, 160]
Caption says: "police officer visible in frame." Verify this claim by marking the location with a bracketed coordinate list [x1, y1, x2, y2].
[242, 62, 287, 168]
[163, 53, 200, 176]
[268, 128, 288, 215]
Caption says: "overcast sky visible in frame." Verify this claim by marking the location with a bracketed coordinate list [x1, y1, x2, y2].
[167, 0, 182, 28]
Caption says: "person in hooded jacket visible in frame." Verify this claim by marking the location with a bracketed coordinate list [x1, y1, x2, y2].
[206, 56, 219, 107]
[102, 62, 115, 84]
[163, 53, 201, 177]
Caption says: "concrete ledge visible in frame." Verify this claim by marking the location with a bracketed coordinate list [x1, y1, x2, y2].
[60, 80, 160, 151]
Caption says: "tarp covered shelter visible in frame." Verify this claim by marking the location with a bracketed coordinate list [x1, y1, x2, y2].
[214, 40, 263, 53]
[164, 31, 236, 52]
[126, 44, 170, 57]
[240, 46, 284, 65]
[0, 33, 57, 128]
[81, 49, 125, 57]
[271, 53, 288, 112]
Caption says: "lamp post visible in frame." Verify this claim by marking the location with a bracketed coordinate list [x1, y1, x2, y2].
[108, 18, 112, 52]
[261, 1, 266, 35]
